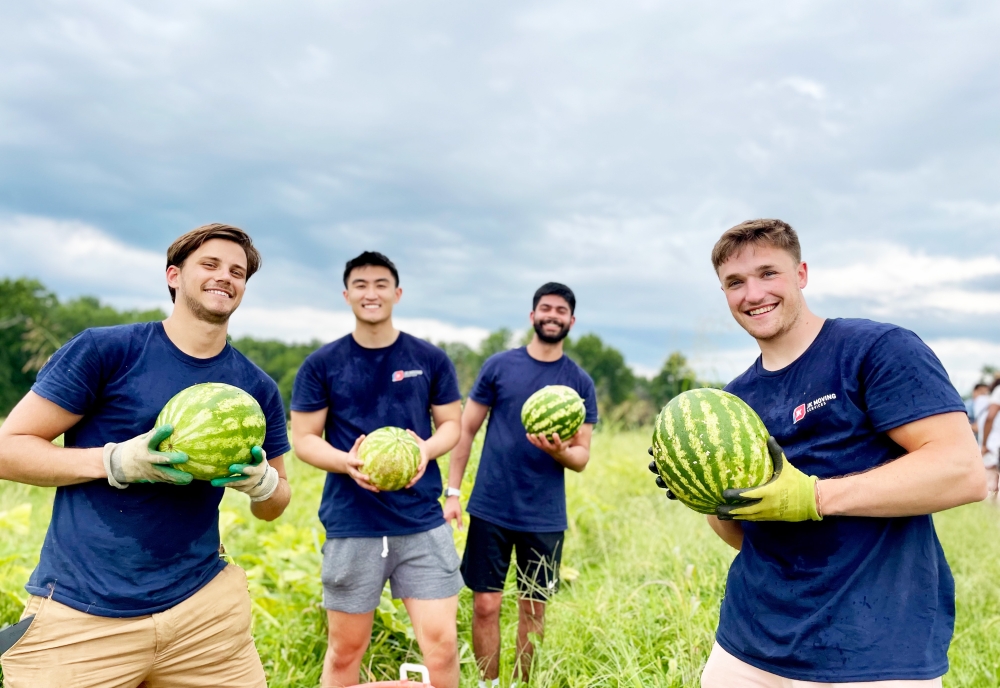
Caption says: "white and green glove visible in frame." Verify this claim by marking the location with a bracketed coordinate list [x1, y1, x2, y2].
[716, 437, 822, 522]
[210, 446, 279, 502]
[103, 425, 192, 487]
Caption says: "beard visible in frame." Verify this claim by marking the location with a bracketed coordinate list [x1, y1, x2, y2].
[534, 318, 571, 344]
[182, 289, 232, 326]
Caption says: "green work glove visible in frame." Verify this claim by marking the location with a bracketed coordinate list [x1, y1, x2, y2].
[103, 425, 192, 488]
[211, 446, 280, 502]
[716, 437, 821, 522]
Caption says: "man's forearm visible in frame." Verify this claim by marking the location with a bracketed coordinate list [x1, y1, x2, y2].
[447, 437, 473, 489]
[706, 515, 743, 550]
[819, 440, 985, 517]
[422, 420, 461, 461]
[552, 447, 589, 472]
[250, 477, 291, 521]
[293, 433, 349, 474]
[0, 435, 105, 487]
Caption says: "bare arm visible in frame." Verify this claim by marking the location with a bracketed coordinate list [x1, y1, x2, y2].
[526, 423, 594, 472]
[443, 400, 490, 529]
[0, 391, 106, 486]
[819, 411, 986, 517]
[981, 403, 999, 454]
[249, 454, 291, 522]
[290, 408, 358, 474]
[706, 515, 743, 550]
[404, 400, 462, 487]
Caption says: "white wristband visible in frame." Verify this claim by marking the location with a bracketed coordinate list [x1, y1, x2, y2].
[444, 487, 461, 498]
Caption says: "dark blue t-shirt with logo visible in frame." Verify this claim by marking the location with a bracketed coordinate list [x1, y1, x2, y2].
[719, 318, 966, 682]
[466, 347, 599, 532]
[291, 332, 461, 538]
[28, 322, 290, 618]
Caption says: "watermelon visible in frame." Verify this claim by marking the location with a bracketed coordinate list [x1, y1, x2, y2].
[521, 385, 586, 441]
[650, 388, 772, 514]
[358, 427, 421, 491]
[155, 382, 266, 481]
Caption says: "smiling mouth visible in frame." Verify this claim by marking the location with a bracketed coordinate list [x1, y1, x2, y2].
[747, 304, 777, 317]
[362, 303, 380, 310]
[204, 288, 232, 299]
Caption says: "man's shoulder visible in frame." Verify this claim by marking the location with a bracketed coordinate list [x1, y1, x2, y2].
[398, 331, 449, 360]
[227, 346, 281, 396]
[826, 317, 900, 343]
[301, 334, 353, 367]
[84, 321, 158, 345]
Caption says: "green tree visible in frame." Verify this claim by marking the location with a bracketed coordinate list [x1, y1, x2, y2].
[646, 351, 700, 408]
[0, 279, 56, 414]
[230, 337, 322, 413]
[565, 333, 635, 407]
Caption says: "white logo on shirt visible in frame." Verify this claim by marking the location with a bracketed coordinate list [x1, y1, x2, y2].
[392, 369, 423, 382]
[793, 393, 837, 423]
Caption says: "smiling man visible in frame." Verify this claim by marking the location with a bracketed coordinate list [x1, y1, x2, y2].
[0, 224, 291, 687]
[290, 251, 463, 688]
[446, 282, 598, 687]
[668, 219, 984, 687]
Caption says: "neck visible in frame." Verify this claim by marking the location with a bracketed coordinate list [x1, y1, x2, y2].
[161, 307, 230, 359]
[526, 336, 564, 362]
[352, 318, 399, 349]
[757, 307, 825, 371]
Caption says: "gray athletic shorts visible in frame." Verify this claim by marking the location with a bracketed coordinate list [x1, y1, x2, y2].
[321, 523, 464, 614]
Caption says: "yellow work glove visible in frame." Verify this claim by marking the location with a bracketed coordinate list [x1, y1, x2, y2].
[716, 437, 822, 522]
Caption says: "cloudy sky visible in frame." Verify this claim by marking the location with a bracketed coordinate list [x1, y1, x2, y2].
[1, 1, 998, 389]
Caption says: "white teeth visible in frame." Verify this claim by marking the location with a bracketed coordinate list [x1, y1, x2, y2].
[748, 305, 776, 316]
[206, 290, 230, 298]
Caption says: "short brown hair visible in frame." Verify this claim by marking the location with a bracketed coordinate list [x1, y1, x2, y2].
[711, 218, 801, 272]
[166, 223, 261, 302]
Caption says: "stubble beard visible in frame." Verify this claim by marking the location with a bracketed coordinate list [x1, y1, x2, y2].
[745, 297, 802, 343]
[182, 290, 232, 326]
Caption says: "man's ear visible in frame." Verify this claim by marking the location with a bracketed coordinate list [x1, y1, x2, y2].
[342, 289, 350, 305]
[798, 261, 809, 289]
[166, 265, 181, 290]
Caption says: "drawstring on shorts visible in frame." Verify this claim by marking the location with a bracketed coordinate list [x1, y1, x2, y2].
[381, 536, 389, 559]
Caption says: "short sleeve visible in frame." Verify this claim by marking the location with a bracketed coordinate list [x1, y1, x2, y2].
[860, 328, 966, 433]
[580, 374, 599, 425]
[430, 350, 461, 406]
[991, 386, 1000, 406]
[469, 357, 499, 407]
[259, 380, 292, 457]
[290, 354, 330, 412]
[31, 330, 105, 415]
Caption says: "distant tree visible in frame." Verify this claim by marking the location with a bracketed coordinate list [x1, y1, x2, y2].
[564, 333, 635, 407]
[646, 351, 701, 409]
[437, 341, 480, 397]
[230, 337, 322, 414]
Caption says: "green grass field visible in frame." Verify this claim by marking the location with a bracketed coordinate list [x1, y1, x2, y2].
[2, 429, 1000, 686]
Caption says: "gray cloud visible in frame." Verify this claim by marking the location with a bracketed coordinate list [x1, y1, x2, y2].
[1, 0, 998, 387]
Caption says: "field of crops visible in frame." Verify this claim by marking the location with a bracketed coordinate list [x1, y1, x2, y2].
[3, 428, 1000, 687]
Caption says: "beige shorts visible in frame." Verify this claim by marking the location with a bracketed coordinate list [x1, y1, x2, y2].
[702, 642, 943, 688]
[0, 563, 266, 688]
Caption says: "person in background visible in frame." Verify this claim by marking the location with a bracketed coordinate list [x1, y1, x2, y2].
[978, 375, 1000, 497]
[968, 382, 990, 430]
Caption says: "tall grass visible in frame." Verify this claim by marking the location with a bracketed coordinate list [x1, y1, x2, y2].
[2, 429, 1000, 686]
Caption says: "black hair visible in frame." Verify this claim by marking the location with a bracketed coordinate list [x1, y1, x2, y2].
[343, 251, 399, 287]
[532, 282, 576, 314]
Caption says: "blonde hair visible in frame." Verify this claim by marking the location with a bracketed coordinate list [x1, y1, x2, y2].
[711, 219, 801, 271]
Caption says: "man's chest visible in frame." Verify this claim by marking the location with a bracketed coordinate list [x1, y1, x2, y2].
[325, 355, 432, 408]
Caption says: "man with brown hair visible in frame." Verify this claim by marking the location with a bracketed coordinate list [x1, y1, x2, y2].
[654, 219, 984, 686]
[0, 224, 291, 687]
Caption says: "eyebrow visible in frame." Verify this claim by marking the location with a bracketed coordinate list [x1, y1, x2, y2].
[201, 255, 247, 271]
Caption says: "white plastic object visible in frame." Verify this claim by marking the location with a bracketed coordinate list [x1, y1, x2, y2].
[400, 663, 430, 683]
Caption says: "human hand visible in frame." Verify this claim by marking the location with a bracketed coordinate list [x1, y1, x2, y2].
[343, 434, 379, 492]
[526, 432, 571, 460]
[103, 425, 191, 487]
[647, 447, 677, 500]
[443, 495, 464, 530]
[405, 430, 430, 488]
[716, 437, 822, 522]
[211, 446, 280, 502]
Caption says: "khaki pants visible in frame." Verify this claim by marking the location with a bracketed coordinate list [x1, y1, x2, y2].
[702, 643, 943, 688]
[0, 564, 266, 688]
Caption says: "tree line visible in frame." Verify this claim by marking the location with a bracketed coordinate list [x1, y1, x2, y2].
[0, 277, 716, 425]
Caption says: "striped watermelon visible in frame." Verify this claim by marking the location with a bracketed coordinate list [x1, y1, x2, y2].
[358, 427, 421, 491]
[155, 382, 266, 481]
[521, 385, 586, 441]
[650, 388, 772, 514]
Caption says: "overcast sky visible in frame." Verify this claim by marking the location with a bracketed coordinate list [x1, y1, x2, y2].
[1, 1, 998, 389]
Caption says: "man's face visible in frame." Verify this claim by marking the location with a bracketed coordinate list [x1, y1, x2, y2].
[718, 245, 807, 342]
[343, 265, 400, 325]
[530, 295, 575, 344]
[167, 238, 247, 325]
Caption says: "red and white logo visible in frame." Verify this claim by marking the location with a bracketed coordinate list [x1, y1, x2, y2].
[793, 404, 807, 423]
[391, 369, 424, 382]
[792, 393, 837, 423]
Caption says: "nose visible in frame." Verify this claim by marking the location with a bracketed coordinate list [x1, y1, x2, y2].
[743, 277, 769, 304]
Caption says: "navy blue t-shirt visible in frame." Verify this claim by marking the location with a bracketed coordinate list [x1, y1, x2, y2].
[466, 347, 599, 532]
[291, 332, 461, 538]
[28, 322, 290, 618]
[718, 318, 965, 682]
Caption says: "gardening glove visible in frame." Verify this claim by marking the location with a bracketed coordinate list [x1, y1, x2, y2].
[716, 437, 821, 522]
[648, 447, 677, 500]
[211, 446, 280, 502]
[103, 425, 192, 488]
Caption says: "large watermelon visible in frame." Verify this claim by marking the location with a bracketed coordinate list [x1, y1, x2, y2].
[521, 385, 586, 442]
[650, 388, 772, 514]
[155, 382, 266, 481]
[358, 427, 421, 491]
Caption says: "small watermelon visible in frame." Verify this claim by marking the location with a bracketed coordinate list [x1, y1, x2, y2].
[521, 385, 586, 441]
[155, 382, 266, 481]
[650, 388, 772, 514]
[358, 427, 421, 491]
